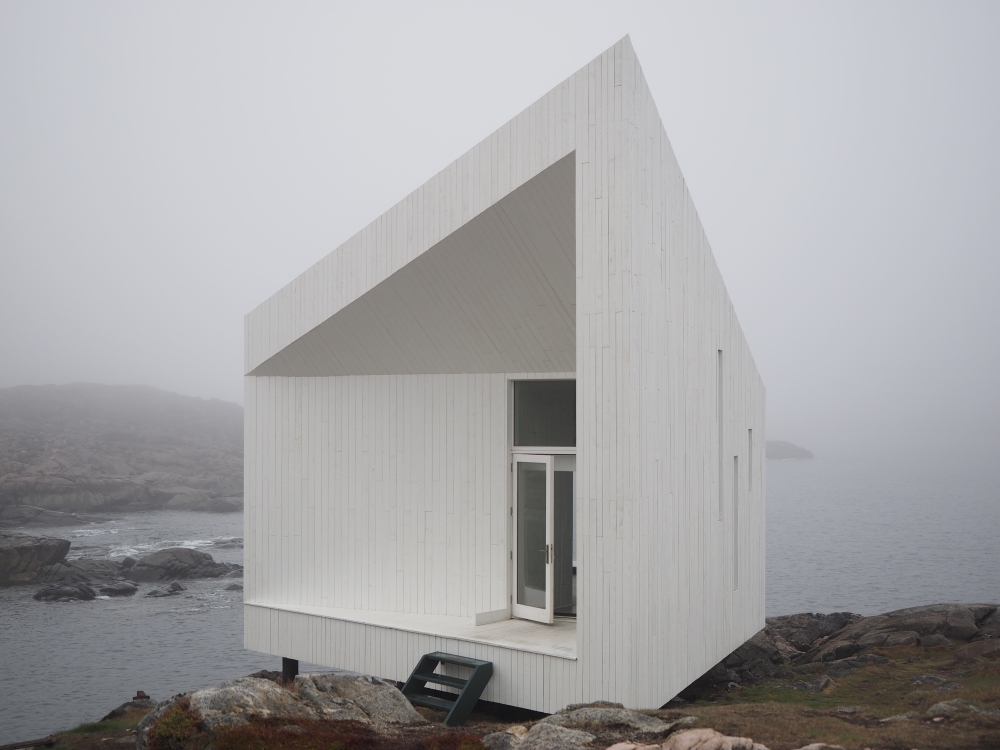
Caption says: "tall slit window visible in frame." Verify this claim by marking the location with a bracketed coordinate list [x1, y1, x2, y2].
[733, 455, 739, 590]
[717, 350, 723, 520]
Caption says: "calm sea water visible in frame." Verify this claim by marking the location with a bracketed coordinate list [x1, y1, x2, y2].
[766, 454, 999, 616]
[1, 456, 997, 743]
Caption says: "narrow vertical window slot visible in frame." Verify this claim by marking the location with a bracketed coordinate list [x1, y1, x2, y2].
[733, 455, 739, 590]
[717, 350, 723, 521]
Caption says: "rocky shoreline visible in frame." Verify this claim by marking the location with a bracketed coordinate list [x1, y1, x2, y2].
[689, 602, 1000, 696]
[0, 530, 242, 597]
[19, 602, 999, 750]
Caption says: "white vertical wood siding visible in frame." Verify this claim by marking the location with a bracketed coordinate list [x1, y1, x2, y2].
[244, 605, 580, 713]
[573, 40, 766, 708]
[244, 373, 530, 617]
[244, 36, 765, 713]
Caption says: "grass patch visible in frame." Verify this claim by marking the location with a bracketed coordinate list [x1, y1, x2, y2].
[147, 701, 206, 750]
[653, 642, 1000, 749]
[69, 719, 131, 734]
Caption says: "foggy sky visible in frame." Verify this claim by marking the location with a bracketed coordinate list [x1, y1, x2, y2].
[2, 1, 998, 461]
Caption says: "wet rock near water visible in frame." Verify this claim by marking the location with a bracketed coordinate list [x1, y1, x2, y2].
[124, 547, 241, 582]
[99, 581, 138, 596]
[32, 557, 123, 585]
[98, 581, 139, 596]
[33, 581, 97, 601]
[7, 532, 244, 594]
[0, 531, 71, 585]
[144, 580, 187, 597]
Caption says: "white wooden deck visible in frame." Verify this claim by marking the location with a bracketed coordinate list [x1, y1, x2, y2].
[255, 603, 577, 660]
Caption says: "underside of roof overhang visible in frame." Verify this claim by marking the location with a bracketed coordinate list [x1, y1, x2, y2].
[250, 152, 575, 376]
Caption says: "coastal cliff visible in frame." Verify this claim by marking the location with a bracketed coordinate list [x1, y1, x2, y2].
[0, 384, 243, 520]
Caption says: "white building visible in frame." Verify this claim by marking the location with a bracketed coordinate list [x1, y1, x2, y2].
[243, 37, 765, 713]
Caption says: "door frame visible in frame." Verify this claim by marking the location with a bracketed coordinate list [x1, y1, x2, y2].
[511, 452, 554, 624]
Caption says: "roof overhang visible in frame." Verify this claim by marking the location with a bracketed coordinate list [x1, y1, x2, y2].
[249, 152, 575, 376]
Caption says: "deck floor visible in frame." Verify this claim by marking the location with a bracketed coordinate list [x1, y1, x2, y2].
[260, 603, 578, 659]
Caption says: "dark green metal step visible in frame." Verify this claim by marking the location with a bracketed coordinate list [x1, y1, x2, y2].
[408, 693, 457, 711]
[401, 651, 493, 727]
[411, 671, 467, 689]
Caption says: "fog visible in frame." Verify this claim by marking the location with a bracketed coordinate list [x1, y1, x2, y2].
[2, 1, 997, 462]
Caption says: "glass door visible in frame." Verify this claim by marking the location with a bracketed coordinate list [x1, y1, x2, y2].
[552, 454, 576, 616]
[512, 454, 553, 623]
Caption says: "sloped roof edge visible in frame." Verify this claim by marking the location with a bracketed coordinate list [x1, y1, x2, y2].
[244, 35, 633, 375]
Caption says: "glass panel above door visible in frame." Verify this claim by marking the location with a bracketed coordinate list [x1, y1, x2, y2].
[513, 380, 576, 447]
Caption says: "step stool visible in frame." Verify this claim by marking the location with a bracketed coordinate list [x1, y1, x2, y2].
[401, 651, 493, 727]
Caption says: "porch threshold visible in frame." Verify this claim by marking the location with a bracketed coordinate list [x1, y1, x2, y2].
[249, 602, 577, 660]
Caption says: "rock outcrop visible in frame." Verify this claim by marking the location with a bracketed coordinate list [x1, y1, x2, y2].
[136, 673, 425, 749]
[482, 703, 701, 750]
[124, 547, 241, 581]
[542, 702, 681, 735]
[765, 612, 861, 653]
[0, 531, 71, 585]
[99, 581, 138, 596]
[33, 581, 97, 601]
[687, 603, 999, 696]
[482, 722, 596, 750]
[1, 530, 245, 593]
[662, 728, 769, 750]
[0, 383, 242, 518]
[796, 603, 998, 663]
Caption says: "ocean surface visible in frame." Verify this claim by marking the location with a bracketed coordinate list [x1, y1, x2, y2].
[1, 455, 998, 744]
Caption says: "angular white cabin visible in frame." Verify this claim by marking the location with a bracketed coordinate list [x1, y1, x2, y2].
[244, 37, 765, 713]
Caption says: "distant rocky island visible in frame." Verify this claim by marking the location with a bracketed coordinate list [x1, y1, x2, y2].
[765, 440, 814, 460]
[0, 383, 243, 525]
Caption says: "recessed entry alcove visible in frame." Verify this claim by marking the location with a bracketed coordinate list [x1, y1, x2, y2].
[245, 152, 581, 672]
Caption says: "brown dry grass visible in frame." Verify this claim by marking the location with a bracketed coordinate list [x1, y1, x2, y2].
[43, 643, 1000, 750]
[212, 717, 486, 750]
[651, 642, 1000, 750]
